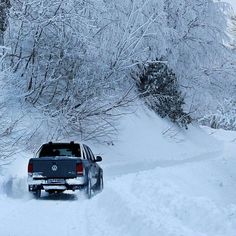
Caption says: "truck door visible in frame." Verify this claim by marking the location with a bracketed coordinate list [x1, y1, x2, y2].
[83, 145, 97, 186]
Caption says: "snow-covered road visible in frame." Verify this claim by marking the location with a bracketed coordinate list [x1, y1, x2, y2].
[1, 113, 236, 236]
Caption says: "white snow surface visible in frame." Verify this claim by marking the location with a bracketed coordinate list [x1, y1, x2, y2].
[1, 110, 236, 236]
[225, 0, 236, 11]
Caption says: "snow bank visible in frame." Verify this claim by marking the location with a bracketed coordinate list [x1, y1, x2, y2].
[100, 109, 222, 176]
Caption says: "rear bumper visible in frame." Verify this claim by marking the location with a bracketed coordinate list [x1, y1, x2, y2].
[28, 176, 86, 191]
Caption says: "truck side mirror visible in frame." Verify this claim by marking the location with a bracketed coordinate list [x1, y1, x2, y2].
[95, 156, 102, 162]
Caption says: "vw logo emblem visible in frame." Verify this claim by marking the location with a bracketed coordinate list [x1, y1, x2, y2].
[52, 165, 58, 172]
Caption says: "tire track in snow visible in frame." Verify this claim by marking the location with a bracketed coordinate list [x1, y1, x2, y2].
[104, 150, 223, 178]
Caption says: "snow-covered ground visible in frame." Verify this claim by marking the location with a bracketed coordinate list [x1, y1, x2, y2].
[0, 110, 236, 236]
[225, 0, 236, 11]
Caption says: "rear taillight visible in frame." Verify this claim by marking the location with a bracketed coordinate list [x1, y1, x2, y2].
[28, 163, 33, 173]
[76, 163, 83, 175]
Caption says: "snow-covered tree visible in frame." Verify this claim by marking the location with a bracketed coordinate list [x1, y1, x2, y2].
[1, 0, 236, 145]
[163, 0, 236, 117]
[3, 0, 169, 141]
[133, 61, 192, 128]
[198, 11, 236, 131]
[230, 15, 236, 50]
[2, 0, 129, 141]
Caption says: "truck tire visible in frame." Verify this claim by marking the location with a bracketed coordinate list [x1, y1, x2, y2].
[87, 177, 92, 199]
[33, 189, 41, 199]
[98, 173, 103, 191]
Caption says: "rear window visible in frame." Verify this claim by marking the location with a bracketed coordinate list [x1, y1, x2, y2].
[39, 144, 81, 158]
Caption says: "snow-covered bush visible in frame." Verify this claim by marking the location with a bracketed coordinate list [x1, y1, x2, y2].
[199, 99, 236, 130]
[133, 61, 191, 128]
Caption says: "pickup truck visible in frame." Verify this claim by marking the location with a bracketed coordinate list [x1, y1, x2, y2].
[27, 141, 103, 199]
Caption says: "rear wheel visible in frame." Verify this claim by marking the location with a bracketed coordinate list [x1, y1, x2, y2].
[87, 178, 92, 199]
[98, 174, 103, 191]
[33, 189, 41, 199]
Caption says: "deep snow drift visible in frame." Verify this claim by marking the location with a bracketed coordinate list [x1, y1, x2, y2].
[0, 110, 236, 236]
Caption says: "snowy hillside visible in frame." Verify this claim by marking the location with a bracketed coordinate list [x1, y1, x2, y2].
[0, 110, 236, 236]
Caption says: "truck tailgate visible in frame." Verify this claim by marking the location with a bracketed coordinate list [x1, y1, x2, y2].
[32, 157, 79, 178]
